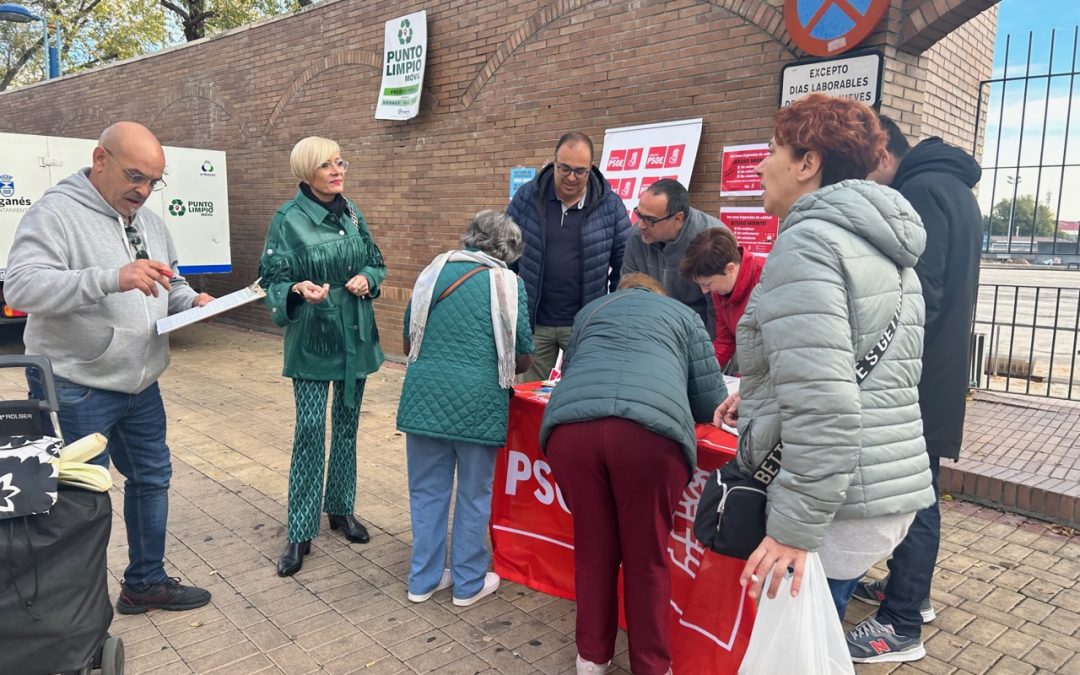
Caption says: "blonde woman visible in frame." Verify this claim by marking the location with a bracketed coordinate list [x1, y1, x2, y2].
[259, 137, 385, 576]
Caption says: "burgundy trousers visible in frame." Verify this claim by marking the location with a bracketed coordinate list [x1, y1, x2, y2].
[547, 417, 690, 675]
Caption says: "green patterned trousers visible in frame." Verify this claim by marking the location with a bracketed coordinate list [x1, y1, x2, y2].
[287, 378, 366, 543]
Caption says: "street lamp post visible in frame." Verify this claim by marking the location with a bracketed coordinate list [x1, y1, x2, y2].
[0, 2, 58, 79]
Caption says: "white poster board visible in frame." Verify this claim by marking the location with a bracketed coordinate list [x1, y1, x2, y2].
[598, 118, 703, 217]
[0, 132, 231, 277]
[375, 10, 428, 120]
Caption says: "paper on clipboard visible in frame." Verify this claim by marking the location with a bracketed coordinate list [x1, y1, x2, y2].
[156, 280, 266, 335]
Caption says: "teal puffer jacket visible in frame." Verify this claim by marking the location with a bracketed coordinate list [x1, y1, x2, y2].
[397, 260, 534, 446]
[736, 180, 935, 552]
[539, 288, 725, 469]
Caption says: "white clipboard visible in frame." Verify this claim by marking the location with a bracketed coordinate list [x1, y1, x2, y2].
[156, 279, 266, 335]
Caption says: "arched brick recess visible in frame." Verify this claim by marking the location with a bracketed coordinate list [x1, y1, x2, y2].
[263, 50, 440, 136]
[55, 107, 108, 137]
[899, 0, 1001, 54]
[460, 0, 794, 109]
[150, 83, 254, 142]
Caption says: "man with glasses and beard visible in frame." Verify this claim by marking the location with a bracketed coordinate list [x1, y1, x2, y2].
[6, 121, 214, 615]
[621, 179, 728, 334]
[507, 131, 630, 381]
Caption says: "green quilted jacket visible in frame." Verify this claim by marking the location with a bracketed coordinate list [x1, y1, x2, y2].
[258, 189, 385, 397]
[396, 260, 534, 446]
[539, 288, 726, 470]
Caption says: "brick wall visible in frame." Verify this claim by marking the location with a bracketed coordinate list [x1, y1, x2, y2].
[921, 5, 999, 159]
[0, 0, 997, 354]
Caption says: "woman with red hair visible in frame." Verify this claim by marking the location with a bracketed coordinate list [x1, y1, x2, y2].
[714, 94, 936, 663]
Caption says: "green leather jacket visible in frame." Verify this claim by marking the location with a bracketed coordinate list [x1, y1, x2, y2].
[259, 189, 385, 397]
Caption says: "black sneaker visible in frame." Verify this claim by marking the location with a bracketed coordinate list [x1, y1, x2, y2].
[852, 578, 936, 622]
[117, 577, 211, 615]
[847, 616, 925, 663]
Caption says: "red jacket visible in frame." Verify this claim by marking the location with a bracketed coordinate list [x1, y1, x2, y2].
[712, 251, 765, 367]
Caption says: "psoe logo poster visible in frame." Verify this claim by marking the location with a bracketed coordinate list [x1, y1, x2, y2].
[375, 10, 428, 121]
[784, 0, 889, 57]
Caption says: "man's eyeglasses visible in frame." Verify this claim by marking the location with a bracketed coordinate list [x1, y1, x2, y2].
[125, 225, 149, 260]
[318, 159, 349, 172]
[102, 147, 167, 192]
[633, 208, 678, 228]
[555, 163, 590, 178]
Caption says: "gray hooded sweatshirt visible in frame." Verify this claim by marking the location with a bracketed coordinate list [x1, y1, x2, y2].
[5, 168, 197, 394]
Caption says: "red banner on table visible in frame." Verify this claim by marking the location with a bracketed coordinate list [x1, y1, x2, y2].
[491, 385, 754, 673]
[719, 207, 780, 256]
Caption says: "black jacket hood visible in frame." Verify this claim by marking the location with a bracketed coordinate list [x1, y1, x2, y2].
[893, 137, 982, 190]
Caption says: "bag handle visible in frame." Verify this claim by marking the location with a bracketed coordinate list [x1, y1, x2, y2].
[435, 266, 487, 305]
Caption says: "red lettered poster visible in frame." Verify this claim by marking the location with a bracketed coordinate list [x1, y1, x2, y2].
[720, 144, 769, 196]
[720, 207, 780, 256]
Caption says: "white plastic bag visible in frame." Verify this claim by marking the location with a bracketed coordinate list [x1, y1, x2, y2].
[738, 552, 855, 675]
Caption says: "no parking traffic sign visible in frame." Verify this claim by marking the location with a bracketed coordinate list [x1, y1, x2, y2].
[784, 0, 890, 56]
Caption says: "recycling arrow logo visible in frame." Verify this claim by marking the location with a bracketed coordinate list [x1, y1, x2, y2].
[168, 199, 186, 216]
[398, 18, 413, 45]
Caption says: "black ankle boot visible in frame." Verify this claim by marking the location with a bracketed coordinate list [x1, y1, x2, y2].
[276, 540, 311, 577]
[327, 514, 370, 544]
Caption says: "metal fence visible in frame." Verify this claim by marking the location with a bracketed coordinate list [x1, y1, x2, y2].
[969, 283, 1080, 400]
[976, 28, 1080, 265]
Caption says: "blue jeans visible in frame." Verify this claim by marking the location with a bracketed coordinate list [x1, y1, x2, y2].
[828, 575, 862, 621]
[876, 456, 941, 637]
[405, 433, 497, 600]
[28, 370, 172, 589]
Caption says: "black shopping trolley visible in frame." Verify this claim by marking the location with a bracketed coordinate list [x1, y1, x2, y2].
[0, 355, 123, 675]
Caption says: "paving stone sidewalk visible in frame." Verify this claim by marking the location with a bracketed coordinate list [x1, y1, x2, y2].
[1, 323, 1077, 675]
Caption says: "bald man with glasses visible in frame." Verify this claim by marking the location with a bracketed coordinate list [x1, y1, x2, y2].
[507, 131, 630, 381]
[620, 179, 728, 334]
[6, 121, 214, 615]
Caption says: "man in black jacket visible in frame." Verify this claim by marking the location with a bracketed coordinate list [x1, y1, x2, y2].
[847, 117, 983, 664]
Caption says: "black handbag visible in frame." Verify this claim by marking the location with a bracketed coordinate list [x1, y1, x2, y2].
[694, 273, 904, 559]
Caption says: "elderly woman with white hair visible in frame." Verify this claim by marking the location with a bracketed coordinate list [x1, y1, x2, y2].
[397, 210, 534, 607]
[259, 136, 385, 577]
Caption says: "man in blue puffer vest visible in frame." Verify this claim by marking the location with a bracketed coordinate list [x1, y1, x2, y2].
[507, 131, 631, 381]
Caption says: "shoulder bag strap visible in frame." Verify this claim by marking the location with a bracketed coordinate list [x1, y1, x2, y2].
[434, 266, 487, 305]
[754, 269, 905, 487]
[854, 269, 904, 385]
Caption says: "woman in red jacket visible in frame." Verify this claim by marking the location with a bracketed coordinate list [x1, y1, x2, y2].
[680, 227, 765, 370]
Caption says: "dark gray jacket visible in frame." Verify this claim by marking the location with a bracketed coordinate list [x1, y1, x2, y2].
[620, 207, 727, 332]
[539, 287, 725, 469]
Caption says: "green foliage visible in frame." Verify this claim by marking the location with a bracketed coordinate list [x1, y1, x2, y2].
[1, 0, 309, 90]
[984, 195, 1059, 238]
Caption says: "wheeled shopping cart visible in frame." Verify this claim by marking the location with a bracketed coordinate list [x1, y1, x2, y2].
[0, 355, 123, 675]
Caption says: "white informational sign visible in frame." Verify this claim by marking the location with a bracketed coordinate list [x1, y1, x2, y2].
[375, 10, 428, 120]
[599, 118, 703, 218]
[779, 51, 883, 108]
[0, 132, 231, 277]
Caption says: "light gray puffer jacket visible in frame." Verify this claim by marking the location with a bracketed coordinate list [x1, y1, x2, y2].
[736, 180, 935, 552]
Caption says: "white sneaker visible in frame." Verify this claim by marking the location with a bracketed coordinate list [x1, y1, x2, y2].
[407, 568, 452, 603]
[452, 572, 500, 607]
[575, 655, 610, 674]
